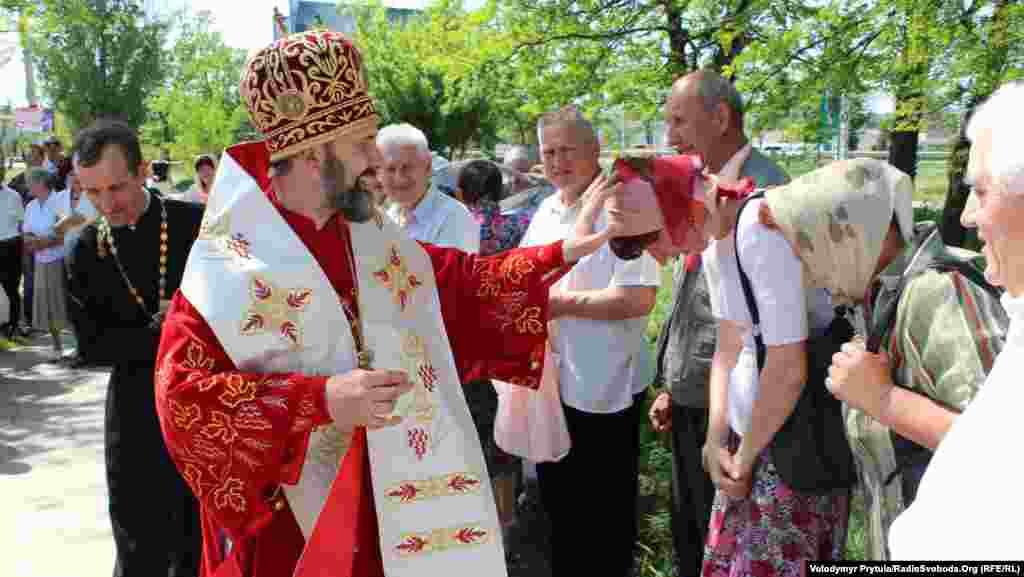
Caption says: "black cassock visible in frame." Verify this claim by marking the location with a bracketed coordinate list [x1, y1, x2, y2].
[71, 194, 204, 577]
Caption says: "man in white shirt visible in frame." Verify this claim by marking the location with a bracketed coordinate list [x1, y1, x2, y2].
[0, 166, 24, 338]
[520, 106, 660, 577]
[378, 123, 480, 253]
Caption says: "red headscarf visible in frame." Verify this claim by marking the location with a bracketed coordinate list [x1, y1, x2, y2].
[610, 153, 755, 251]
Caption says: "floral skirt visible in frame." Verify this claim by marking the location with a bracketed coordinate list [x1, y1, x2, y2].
[702, 437, 850, 577]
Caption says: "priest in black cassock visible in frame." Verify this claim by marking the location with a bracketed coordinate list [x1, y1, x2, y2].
[69, 120, 203, 577]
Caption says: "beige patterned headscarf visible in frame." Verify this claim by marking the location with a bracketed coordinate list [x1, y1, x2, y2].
[762, 159, 915, 305]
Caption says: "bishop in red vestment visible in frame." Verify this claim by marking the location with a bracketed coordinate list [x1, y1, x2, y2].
[153, 31, 622, 577]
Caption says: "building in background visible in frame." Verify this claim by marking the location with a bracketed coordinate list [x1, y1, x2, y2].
[274, 0, 418, 39]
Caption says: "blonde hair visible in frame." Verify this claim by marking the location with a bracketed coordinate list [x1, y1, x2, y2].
[536, 105, 597, 148]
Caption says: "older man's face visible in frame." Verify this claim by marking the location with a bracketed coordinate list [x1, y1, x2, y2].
[379, 144, 431, 206]
[962, 127, 1024, 296]
[29, 180, 49, 201]
[541, 124, 599, 197]
[664, 84, 719, 162]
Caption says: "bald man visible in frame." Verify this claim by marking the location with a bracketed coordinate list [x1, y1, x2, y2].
[649, 69, 788, 577]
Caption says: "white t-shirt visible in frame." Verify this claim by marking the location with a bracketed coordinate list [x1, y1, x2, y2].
[888, 292, 1024, 560]
[24, 196, 64, 263]
[387, 185, 480, 253]
[50, 188, 98, 256]
[520, 192, 660, 414]
[0, 185, 24, 241]
[704, 197, 832, 434]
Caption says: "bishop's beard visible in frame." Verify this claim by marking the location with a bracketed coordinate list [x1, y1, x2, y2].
[320, 149, 373, 223]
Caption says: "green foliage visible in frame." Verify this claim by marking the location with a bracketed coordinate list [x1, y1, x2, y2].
[495, 0, 777, 136]
[141, 10, 248, 166]
[27, 0, 166, 131]
[345, 0, 510, 158]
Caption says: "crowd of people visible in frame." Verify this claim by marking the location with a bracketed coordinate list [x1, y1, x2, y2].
[4, 27, 1023, 577]
[0, 136, 217, 367]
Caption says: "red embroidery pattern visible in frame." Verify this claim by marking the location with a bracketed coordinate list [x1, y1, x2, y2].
[169, 400, 202, 431]
[418, 363, 438, 392]
[200, 411, 239, 444]
[182, 463, 207, 496]
[217, 374, 258, 408]
[447, 473, 481, 494]
[475, 268, 502, 298]
[235, 450, 263, 472]
[393, 525, 493, 557]
[454, 526, 489, 544]
[407, 428, 428, 460]
[473, 252, 552, 338]
[192, 437, 229, 461]
[382, 472, 483, 505]
[499, 253, 535, 285]
[182, 340, 216, 390]
[373, 245, 425, 311]
[162, 338, 303, 517]
[234, 404, 273, 431]
[240, 276, 313, 348]
[395, 535, 429, 555]
[213, 477, 246, 513]
[226, 233, 252, 260]
[493, 302, 544, 335]
[240, 437, 272, 452]
[386, 483, 419, 503]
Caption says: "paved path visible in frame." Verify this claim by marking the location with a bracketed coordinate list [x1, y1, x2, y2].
[0, 333, 557, 577]
[0, 335, 114, 577]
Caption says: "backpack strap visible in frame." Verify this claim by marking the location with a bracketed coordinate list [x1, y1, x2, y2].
[732, 192, 767, 371]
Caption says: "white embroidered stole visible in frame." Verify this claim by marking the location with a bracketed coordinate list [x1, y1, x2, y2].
[180, 152, 506, 577]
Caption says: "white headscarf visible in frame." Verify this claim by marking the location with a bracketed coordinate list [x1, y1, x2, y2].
[761, 159, 915, 305]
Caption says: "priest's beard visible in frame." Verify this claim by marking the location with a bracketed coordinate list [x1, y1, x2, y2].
[320, 150, 373, 223]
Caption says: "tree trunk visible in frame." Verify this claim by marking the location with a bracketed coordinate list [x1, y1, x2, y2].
[887, 129, 919, 180]
[940, 0, 1011, 249]
[660, 0, 689, 77]
[939, 104, 979, 249]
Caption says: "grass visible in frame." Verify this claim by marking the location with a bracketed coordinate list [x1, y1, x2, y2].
[633, 154, 950, 575]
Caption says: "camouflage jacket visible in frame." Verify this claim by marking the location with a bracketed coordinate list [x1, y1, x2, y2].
[847, 223, 1008, 560]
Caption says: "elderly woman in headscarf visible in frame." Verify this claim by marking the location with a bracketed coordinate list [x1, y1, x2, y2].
[816, 190, 1008, 560]
[829, 82, 1024, 560]
[606, 153, 915, 575]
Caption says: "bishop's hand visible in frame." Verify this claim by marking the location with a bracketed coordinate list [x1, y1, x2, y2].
[325, 369, 414, 431]
[563, 177, 623, 263]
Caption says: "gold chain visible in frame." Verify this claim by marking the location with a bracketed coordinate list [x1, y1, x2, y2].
[341, 220, 372, 369]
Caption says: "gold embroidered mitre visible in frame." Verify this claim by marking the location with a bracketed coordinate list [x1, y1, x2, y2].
[240, 30, 379, 161]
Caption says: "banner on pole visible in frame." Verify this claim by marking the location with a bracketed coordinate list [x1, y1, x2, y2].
[14, 106, 53, 132]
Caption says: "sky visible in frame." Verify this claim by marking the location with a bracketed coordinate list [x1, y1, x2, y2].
[0, 0, 895, 118]
[0, 0, 431, 109]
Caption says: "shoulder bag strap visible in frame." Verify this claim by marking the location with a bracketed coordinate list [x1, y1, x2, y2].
[732, 192, 767, 371]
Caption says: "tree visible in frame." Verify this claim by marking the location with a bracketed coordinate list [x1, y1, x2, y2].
[345, 1, 508, 158]
[141, 10, 248, 165]
[940, 0, 1023, 248]
[26, 0, 167, 131]
[496, 0, 772, 127]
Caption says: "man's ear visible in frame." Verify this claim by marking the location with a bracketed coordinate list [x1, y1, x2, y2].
[423, 152, 433, 178]
[137, 161, 150, 181]
[715, 102, 732, 136]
